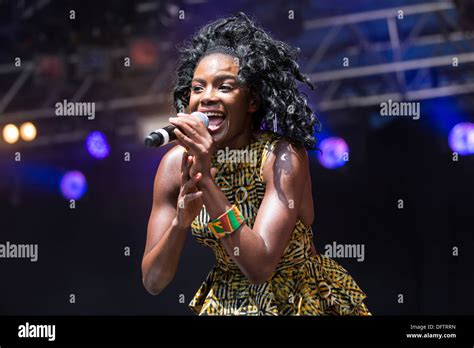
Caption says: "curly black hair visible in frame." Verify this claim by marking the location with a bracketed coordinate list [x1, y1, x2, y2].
[173, 12, 321, 150]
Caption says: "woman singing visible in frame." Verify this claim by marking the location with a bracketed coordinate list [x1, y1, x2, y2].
[142, 12, 371, 315]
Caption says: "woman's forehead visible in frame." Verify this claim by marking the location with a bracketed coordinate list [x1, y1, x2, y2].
[194, 53, 238, 78]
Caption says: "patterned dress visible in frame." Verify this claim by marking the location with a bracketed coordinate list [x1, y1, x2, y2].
[189, 131, 371, 315]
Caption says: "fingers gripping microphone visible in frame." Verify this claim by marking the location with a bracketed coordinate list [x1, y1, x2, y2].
[144, 112, 209, 147]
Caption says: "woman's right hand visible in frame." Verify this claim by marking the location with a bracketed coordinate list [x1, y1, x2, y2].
[173, 151, 204, 229]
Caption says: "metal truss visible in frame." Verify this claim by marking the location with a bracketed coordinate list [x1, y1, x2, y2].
[0, 46, 172, 122]
[1, 1, 474, 148]
[303, 1, 474, 111]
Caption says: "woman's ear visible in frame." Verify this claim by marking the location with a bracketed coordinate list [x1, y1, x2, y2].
[248, 93, 260, 113]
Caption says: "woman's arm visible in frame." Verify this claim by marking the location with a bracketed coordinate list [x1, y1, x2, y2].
[141, 146, 202, 295]
[197, 141, 309, 284]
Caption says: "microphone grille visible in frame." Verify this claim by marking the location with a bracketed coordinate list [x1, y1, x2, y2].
[191, 111, 209, 128]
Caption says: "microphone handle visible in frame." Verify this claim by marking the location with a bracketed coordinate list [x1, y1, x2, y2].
[145, 125, 177, 147]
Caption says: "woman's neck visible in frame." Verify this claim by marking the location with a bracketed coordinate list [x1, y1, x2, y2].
[216, 130, 261, 150]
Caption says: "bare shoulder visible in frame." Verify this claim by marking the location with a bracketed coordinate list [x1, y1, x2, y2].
[158, 144, 186, 176]
[262, 138, 309, 183]
[153, 144, 186, 200]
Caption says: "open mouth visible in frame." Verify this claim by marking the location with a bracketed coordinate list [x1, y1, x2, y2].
[203, 111, 227, 132]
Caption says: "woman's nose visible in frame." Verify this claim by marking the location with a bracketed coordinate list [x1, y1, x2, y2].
[200, 87, 219, 104]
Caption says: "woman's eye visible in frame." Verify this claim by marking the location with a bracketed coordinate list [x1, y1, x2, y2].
[191, 85, 232, 93]
[220, 85, 233, 91]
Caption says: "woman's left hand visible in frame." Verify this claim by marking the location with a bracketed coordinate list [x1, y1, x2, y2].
[169, 112, 215, 180]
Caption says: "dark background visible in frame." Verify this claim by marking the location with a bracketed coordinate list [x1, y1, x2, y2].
[0, 0, 473, 315]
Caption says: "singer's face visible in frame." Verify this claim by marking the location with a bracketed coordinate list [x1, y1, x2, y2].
[189, 53, 256, 148]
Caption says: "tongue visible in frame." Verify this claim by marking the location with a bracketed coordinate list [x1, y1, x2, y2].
[208, 116, 224, 129]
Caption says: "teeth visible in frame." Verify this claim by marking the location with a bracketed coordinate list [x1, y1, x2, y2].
[203, 112, 224, 117]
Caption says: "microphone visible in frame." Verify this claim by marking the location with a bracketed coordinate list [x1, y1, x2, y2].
[144, 111, 209, 147]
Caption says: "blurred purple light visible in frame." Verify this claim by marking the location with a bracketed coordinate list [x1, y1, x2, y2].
[60, 170, 87, 200]
[448, 122, 474, 156]
[317, 137, 349, 169]
[86, 131, 110, 159]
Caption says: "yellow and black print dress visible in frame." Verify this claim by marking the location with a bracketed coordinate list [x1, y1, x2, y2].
[189, 131, 371, 315]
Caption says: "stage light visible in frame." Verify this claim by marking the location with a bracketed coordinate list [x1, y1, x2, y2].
[35, 55, 65, 83]
[60, 170, 87, 200]
[130, 39, 158, 67]
[20, 122, 37, 141]
[317, 137, 349, 169]
[448, 122, 474, 156]
[3, 124, 20, 144]
[85, 131, 110, 159]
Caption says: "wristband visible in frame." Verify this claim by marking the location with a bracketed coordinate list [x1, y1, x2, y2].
[208, 205, 245, 239]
